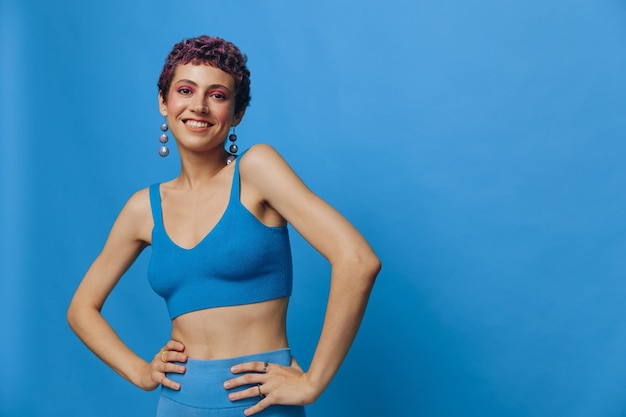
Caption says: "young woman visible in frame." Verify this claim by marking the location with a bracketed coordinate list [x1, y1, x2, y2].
[67, 35, 381, 417]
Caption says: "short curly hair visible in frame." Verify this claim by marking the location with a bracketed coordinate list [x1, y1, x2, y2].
[157, 35, 251, 115]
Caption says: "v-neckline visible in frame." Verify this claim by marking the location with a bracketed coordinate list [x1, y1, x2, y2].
[158, 167, 236, 251]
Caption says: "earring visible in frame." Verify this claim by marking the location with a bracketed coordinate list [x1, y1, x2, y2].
[158, 117, 169, 157]
[226, 128, 238, 165]
[228, 127, 238, 154]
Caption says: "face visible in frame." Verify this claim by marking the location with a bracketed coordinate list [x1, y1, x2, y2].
[159, 63, 244, 154]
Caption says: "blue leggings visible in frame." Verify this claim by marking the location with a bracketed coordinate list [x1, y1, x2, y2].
[156, 348, 306, 417]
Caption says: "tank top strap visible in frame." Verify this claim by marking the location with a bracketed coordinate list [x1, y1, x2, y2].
[229, 149, 250, 205]
[149, 183, 163, 228]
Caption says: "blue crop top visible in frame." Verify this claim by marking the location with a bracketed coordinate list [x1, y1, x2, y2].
[147, 153, 293, 319]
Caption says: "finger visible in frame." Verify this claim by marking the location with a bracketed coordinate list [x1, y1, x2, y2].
[158, 373, 182, 391]
[154, 361, 187, 388]
[164, 362, 186, 374]
[165, 339, 186, 353]
[159, 349, 188, 364]
[224, 372, 268, 389]
[230, 360, 269, 375]
[227, 384, 266, 402]
[243, 398, 271, 416]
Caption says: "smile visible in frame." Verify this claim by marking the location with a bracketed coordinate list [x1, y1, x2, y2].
[184, 120, 212, 128]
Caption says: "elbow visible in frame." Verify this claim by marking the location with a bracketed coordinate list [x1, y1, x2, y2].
[66, 298, 95, 333]
[347, 249, 381, 287]
[66, 302, 79, 332]
[358, 241, 381, 276]
[367, 247, 382, 274]
[371, 256, 382, 278]
[365, 253, 381, 283]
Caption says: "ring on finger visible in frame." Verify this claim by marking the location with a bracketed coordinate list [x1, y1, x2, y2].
[257, 384, 266, 398]
[161, 351, 168, 363]
[263, 361, 269, 373]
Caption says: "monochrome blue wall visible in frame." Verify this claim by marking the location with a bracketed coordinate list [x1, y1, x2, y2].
[2, 1, 626, 416]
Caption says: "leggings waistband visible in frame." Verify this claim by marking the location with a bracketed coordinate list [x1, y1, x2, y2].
[162, 348, 292, 410]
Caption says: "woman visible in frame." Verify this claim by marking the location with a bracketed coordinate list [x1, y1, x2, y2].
[67, 35, 380, 417]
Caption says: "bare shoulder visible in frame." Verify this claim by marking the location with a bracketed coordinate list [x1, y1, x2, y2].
[238, 144, 318, 214]
[123, 187, 152, 218]
[239, 144, 300, 183]
[239, 143, 288, 170]
[112, 186, 153, 244]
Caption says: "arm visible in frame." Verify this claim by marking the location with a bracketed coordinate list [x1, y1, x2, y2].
[226, 145, 381, 411]
[66, 189, 187, 391]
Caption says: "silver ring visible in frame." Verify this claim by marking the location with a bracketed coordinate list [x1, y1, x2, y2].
[257, 384, 265, 398]
[263, 361, 269, 373]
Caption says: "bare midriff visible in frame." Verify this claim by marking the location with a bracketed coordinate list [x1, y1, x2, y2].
[170, 297, 290, 360]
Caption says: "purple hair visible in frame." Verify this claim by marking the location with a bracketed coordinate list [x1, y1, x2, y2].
[157, 35, 251, 115]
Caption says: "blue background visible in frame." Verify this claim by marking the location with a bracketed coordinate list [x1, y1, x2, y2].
[2, 0, 626, 416]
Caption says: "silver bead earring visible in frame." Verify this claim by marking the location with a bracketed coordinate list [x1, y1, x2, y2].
[225, 127, 238, 165]
[228, 127, 238, 154]
[158, 117, 169, 157]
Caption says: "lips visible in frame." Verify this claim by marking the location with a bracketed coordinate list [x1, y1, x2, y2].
[183, 119, 213, 128]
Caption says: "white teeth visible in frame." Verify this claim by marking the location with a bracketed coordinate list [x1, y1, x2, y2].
[186, 120, 209, 128]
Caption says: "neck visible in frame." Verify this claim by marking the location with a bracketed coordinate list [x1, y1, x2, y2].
[175, 148, 234, 189]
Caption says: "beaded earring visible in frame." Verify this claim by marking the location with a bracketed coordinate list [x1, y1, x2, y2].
[228, 127, 238, 154]
[226, 127, 238, 165]
[158, 117, 169, 157]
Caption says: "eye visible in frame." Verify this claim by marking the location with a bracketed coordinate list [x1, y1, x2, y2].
[211, 92, 227, 100]
[177, 87, 193, 95]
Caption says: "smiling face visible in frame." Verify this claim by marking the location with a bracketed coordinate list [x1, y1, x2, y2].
[159, 63, 245, 155]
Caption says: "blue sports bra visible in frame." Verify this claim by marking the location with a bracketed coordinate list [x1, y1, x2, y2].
[147, 152, 293, 319]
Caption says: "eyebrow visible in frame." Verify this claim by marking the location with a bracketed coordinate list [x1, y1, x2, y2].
[175, 79, 232, 92]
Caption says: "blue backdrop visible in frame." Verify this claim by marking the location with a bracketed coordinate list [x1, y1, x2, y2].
[2, 0, 626, 416]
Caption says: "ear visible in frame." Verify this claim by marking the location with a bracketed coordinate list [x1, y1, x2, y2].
[158, 91, 168, 117]
[231, 106, 247, 127]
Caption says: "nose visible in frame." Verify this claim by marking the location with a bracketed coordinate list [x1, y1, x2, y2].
[192, 97, 209, 114]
